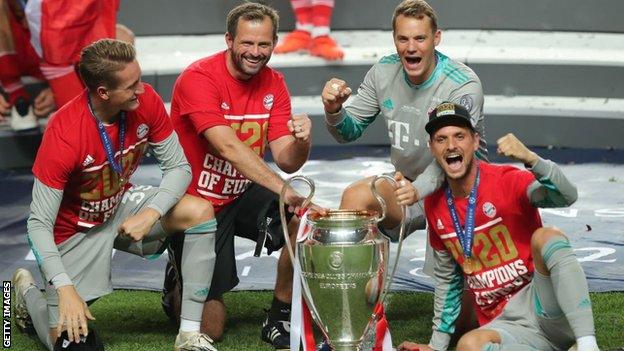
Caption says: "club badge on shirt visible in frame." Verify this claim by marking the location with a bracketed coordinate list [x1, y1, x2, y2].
[263, 94, 274, 110]
[483, 201, 496, 218]
[459, 94, 474, 112]
[137, 123, 149, 139]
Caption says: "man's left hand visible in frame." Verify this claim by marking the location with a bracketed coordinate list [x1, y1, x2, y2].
[497, 133, 538, 166]
[118, 207, 161, 241]
[287, 113, 311, 143]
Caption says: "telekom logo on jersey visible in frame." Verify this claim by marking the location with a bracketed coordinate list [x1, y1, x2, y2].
[387, 120, 421, 150]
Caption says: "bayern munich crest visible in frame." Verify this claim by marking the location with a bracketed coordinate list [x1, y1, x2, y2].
[263, 94, 274, 110]
[483, 201, 497, 218]
[136, 123, 149, 138]
[459, 94, 474, 112]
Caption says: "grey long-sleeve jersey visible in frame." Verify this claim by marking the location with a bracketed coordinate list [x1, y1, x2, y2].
[325, 51, 487, 197]
[427, 157, 578, 351]
[27, 132, 191, 289]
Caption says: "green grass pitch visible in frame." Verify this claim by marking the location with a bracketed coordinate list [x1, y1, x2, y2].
[9, 290, 624, 350]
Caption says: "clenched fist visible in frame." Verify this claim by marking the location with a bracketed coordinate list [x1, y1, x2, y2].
[321, 78, 352, 114]
[287, 113, 312, 143]
[497, 133, 538, 166]
[118, 207, 160, 242]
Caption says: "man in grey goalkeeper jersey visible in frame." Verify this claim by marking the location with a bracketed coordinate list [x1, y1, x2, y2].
[12, 40, 218, 351]
[321, 0, 487, 237]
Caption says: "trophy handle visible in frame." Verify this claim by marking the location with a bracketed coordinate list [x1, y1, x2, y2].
[370, 175, 407, 312]
[278, 176, 329, 341]
[278, 175, 315, 268]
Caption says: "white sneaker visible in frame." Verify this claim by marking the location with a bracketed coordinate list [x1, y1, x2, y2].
[10, 98, 38, 131]
[174, 331, 218, 351]
[12, 268, 36, 333]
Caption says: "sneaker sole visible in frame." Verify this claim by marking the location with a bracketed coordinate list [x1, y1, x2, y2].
[261, 330, 290, 350]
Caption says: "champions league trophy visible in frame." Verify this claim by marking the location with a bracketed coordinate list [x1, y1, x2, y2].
[279, 175, 406, 351]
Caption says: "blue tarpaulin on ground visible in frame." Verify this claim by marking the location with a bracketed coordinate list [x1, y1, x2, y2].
[1, 154, 623, 293]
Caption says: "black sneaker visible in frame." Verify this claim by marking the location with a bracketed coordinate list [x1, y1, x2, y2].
[261, 316, 290, 350]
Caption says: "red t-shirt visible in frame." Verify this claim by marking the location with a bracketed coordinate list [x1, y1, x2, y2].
[425, 162, 542, 325]
[171, 51, 292, 211]
[32, 84, 172, 244]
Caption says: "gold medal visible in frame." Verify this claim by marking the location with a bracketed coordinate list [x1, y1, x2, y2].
[462, 257, 475, 274]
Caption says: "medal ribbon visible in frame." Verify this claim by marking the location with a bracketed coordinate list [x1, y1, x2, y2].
[444, 165, 480, 259]
[87, 96, 126, 178]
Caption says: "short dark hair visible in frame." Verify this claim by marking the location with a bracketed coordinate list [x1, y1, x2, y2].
[226, 2, 279, 41]
[392, 0, 438, 33]
[78, 39, 136, 90]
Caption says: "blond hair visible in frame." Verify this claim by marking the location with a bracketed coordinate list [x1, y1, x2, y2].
[392, 0, 438, 33]
[78, 39, 136, 90]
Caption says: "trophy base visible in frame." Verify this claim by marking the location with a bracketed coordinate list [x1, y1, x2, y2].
[326, 341, 360, 351]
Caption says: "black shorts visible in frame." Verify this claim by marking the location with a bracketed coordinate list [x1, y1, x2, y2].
[168, 183, 291, 299]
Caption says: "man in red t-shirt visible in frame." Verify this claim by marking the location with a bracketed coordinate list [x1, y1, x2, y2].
[397, 103, 599, 351]
[164, 3, 313, 350]
[12, 39, 219, 351]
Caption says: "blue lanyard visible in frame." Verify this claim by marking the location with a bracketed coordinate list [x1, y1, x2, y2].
[444, 165, 480, 259]
[87, 96, 126, 178]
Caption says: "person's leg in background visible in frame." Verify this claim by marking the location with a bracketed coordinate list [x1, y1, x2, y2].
[0, 1, 38, 130]
[309, 0, 344, 60]
[274, 0, 313, 54]
[24, 0, 120, 109]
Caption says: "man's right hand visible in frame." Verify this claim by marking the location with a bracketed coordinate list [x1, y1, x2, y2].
[322, 78, 352, 114]
[282, 185, 307, 214]
[282, 185, 328, 216]
[57, 285, 95, 343]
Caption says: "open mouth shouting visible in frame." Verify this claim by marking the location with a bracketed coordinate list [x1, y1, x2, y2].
[404, 55, 422, 70]
[445, 152, 464, 173]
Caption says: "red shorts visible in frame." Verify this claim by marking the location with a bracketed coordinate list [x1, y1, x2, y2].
[6, 8, 43, 79]
[26, 0, 119, 65]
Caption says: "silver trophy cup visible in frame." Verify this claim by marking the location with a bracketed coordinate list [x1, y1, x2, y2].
[279, 175, 406, 351]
